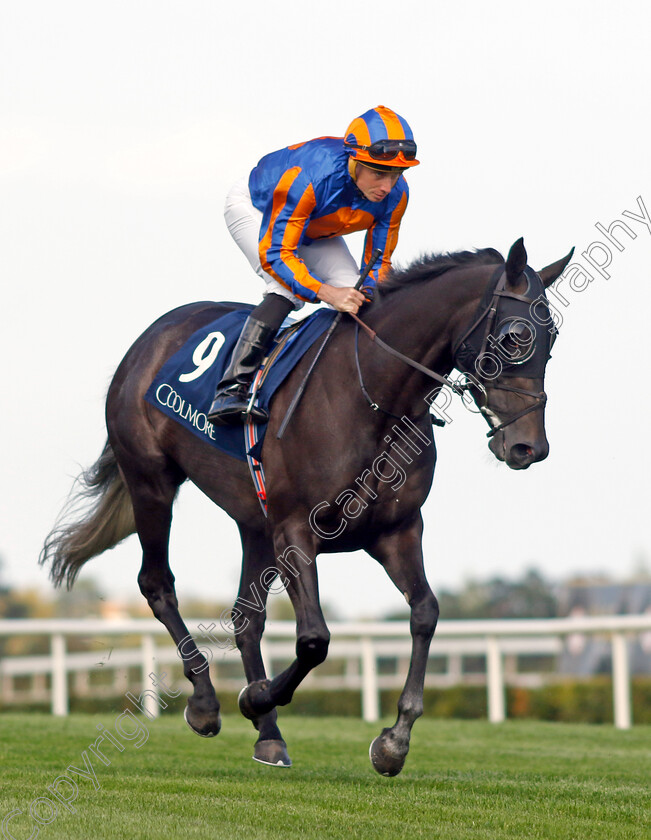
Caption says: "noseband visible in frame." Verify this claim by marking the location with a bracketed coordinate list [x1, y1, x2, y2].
[471, 382, 547, 438]
[452, 266, 551, 438]
[352, 264, 554, 437]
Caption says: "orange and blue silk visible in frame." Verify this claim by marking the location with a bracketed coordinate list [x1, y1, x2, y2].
[248, 137, 409, 302]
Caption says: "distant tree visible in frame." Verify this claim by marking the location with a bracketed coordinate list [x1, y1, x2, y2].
[0, 554, 8, 597]
[384, 568, 557, 621]
[0, 555, 50, 621]
[266, 588, 341, 622]
[630, 549, 651, 581]
[480, 569, 557, 618]
[52, 578, 107, 618]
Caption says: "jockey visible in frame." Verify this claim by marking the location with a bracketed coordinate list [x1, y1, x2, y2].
[207, 105, 420, 426]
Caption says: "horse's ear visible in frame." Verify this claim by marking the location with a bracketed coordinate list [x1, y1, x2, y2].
[505, 237, 528, 285]
[538, 248, 575, 288]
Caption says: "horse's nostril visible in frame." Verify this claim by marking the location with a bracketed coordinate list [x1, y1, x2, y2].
[510, 443, 535, 463]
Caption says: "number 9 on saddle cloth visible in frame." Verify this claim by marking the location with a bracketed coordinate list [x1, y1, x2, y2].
[144, 307, 339, 463]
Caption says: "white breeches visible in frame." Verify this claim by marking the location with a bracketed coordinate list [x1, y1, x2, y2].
[224, 176, 360, 310]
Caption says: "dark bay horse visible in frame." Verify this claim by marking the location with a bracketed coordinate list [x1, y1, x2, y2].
[41, 238, 572, 776]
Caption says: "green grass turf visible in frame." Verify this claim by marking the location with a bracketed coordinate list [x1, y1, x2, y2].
[0, 713, 648, 840]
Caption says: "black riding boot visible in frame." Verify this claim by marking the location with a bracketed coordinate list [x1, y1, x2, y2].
[207, 295, 294, 427]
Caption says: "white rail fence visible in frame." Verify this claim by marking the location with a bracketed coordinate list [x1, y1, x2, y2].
[1, 616, 650, 729]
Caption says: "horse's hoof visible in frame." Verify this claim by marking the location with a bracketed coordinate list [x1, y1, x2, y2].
[369, 729, 407, 777]
[253, 739, 292, 767]
[238, 679, 272, 721]
[184, 705, 221, 738]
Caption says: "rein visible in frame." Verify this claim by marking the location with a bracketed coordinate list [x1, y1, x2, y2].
[349, 313, 462, 427]
[350, 266, 548, 437]
[349, 312, 463, 394]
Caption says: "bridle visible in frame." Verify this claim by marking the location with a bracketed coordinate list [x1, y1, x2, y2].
[351, 264, 553, 438]
[451, 266, 549, 437]
[473, 383, 547, 438]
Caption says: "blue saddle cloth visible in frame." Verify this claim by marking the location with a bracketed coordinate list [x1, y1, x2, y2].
[144, 307, 337, 462]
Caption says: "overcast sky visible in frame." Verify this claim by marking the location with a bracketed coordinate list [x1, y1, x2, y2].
[2, 1, 650, 618]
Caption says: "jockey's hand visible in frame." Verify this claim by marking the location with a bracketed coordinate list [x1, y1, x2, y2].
[317, 284, 366, 314]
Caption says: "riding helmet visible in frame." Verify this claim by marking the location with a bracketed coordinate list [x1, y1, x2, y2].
[344, 106, 420, 170]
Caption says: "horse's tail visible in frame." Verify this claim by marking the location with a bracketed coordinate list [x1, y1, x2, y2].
[40, 441, 136, 589]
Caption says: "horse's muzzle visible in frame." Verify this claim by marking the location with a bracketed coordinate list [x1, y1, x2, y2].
[490, 437, 549, 470]
[510, 440, 549, 469]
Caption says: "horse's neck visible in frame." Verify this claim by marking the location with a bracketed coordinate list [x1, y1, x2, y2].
[372, 270, 485, 365]
[359, 271, 487, 415]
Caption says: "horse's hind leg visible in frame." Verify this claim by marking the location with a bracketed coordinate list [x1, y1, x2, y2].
[119, 457, 221, 737]
[232, 526, 291, 767]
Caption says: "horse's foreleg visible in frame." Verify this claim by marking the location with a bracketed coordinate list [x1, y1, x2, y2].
[367, 519, 438, 776]
[233, 527, 291, 767]
[238, 532, 329, 727]
[127, 474, 221, 738]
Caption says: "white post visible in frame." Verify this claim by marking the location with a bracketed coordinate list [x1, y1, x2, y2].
[361, 636, 379, 723]
[141, 634, 159, 719]
[611, 633, 632, 730]
[486, 636, 505, 723]
[51, 633, 68, 716]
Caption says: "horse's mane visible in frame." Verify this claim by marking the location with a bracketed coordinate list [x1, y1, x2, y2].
[379, 248, 504, 297]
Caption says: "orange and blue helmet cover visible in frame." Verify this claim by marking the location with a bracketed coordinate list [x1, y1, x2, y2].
[344, 106, 420, 169]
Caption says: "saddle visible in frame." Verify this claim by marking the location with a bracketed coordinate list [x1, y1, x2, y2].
[145, 307, 339, 514]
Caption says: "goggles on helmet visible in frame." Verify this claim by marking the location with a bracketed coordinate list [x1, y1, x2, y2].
[344, 138, 418, 162]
